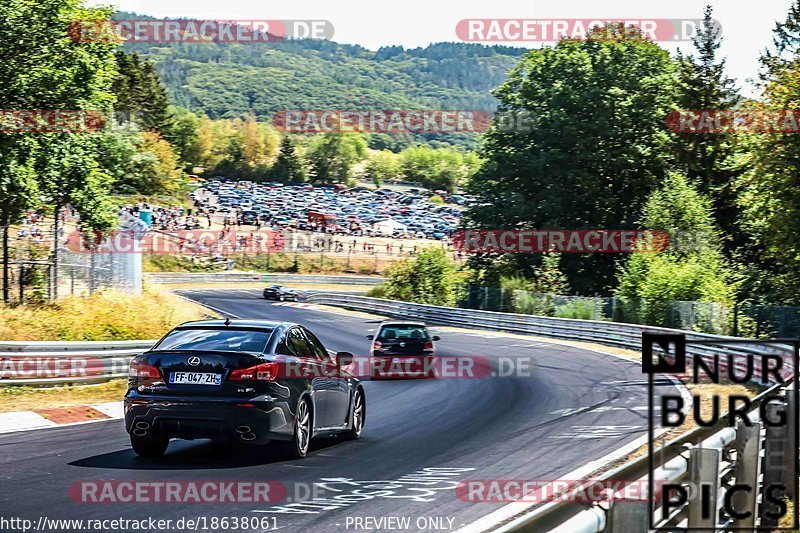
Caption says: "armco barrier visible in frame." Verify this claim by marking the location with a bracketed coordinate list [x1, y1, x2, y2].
[486, 381, 798, 533]
[146, 272, 385, 285]
[0, 340, 155, 385]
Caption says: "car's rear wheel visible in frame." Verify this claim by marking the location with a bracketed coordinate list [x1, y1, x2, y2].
[281, 398, 311, 459]
[279, 294, 285, 302]
[130, 434, 168, 458]
[344, 388, 365, 440]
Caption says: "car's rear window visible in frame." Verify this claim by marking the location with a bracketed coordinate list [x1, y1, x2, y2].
[155, 328, 273, 353]
[377, 325, 429, 341]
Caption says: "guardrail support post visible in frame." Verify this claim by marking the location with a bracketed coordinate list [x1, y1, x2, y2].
[760, 399, 789, 527]
[784, 387, 797, 500]
[687, 447, 721, 529]
[731, 420, 762, 529]
[605, 499, 649, 533]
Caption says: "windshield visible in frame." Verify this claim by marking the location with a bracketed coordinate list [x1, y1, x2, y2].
[377, 325, 429, 341]
[155, 328, 273, 352]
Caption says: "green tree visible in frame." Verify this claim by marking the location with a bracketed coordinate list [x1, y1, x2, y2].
[732, 1, 800, 305]
[761, 0, 800, 77]
[399, 145, 475, 192]
[307, 133, 367, 184]
[466, 24, 679, 294]
[0, 0, 119, 300]
[235, 115, 280, 179]
[735, 61, 800, 304]
[99, 124, 185, 194]
[169, 106, 201, 165]
[383, 247, 464, 306]
[0, 140, 39, 302]
[616, 173, 734, 325]
[112, 51, 176, 140]
[674, 6, 741, 248]
[270, 136, 307, 182]
[364, 150, 400, 187]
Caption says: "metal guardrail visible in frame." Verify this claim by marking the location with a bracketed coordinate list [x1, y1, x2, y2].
[0, 340, 155, 385]
[146, 272, 385, 286]
[491, 380, 797, 533]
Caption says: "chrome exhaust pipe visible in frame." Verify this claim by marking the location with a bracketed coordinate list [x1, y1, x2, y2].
[132, 428, 148, 437]
[135, 421, 150, 430]
[234, 425, 251, 434]
[240, 432, 256, 441]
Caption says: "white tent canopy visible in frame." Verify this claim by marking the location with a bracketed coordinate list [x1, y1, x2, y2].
[373, 219, 407, 236]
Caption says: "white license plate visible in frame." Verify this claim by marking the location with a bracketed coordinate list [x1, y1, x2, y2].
[169, 372, 221, 385]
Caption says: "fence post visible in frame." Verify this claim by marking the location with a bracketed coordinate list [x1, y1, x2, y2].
[606, 499, 649, 533]
[733, 303, 739, 337]
[47, 263, 53, 301]
[760, 399, 789, 527]
[687, 447, 721, 529]
[731, 420, 762, 529]
[784, 388, 797, 500]
[18, 264, 24, 304]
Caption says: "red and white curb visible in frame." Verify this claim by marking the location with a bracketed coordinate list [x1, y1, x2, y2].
[0, 401, 123, 434]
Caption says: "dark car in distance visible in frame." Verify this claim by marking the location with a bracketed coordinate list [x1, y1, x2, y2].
[367, 321, 440, 379]
[263, 284, 298, 301]
[124, 320, 365, 458]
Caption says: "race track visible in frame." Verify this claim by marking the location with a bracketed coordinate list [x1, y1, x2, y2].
[0, 289, 678, 532]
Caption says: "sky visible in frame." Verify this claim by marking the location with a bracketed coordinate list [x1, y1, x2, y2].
[97, 0, 796, 98]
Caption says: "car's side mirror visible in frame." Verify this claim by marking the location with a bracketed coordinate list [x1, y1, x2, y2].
[365, 334, 374, 340]
[432, 335, 441, 341]
[336, 352, 354, 369]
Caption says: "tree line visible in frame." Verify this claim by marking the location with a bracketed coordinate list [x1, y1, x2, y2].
[465, 5, 800, 310]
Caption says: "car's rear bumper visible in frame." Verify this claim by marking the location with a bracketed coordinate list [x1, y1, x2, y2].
[370, 354, 435, 379]
[124, 392, 294, 443]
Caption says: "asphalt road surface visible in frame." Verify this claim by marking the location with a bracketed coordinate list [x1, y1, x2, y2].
[0, 289, 678, 533]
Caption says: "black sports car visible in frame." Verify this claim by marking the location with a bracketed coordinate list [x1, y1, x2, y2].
[124, 320, 364, 458]
[367, 321, 440, 379]
[263, 284, 298, 301]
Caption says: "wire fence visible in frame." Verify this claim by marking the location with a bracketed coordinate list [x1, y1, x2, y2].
[456, 285, 800, 339]
[4, 240, 142, 305]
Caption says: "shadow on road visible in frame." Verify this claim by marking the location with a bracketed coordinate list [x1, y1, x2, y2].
[69, 437, 349, 470]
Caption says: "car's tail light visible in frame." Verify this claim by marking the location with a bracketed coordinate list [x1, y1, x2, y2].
[129, 360, 160, 379]
[423, 340, 434, 352]
[230, 362, 278, 381]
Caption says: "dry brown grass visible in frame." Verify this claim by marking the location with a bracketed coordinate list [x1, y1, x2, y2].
[0, 285, 213, 341]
